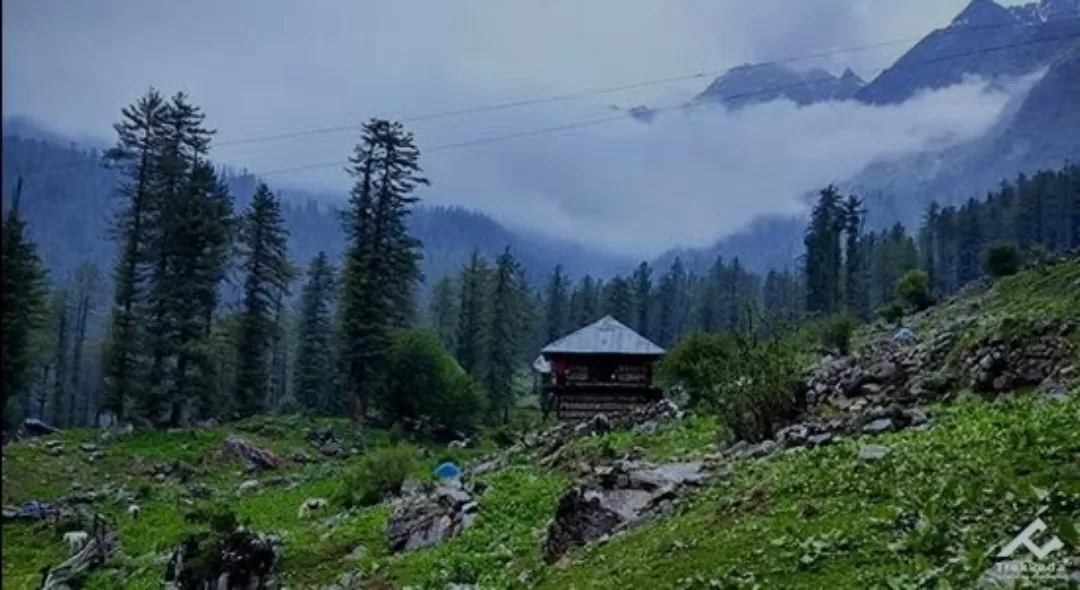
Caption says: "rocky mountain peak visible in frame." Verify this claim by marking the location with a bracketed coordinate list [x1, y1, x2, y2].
[949, 0, 1018, 29]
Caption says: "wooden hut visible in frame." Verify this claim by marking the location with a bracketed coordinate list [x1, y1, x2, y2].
[537, 315, 665, 420]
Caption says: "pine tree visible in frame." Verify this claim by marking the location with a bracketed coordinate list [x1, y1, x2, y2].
[804, 186, 844, 315]
[456, 250, 490, 381]
[655, 257, 686, 348]
[70, 262, 100, 426]
[631, 261, 652, 337]
[48, 288, 73, 427]
[101, 88, 167, 420]
[293, 252, 337, 413]
[544, 265, 569, 343]
[234, 183, 291, 419]
[486, 247, 522, 423]
[427, 275, 458, 352]
[2, 177, 48, 429]
[604, 276, 634, 326]
[842, 195, 864, 315]
[339, 119, 427, 427]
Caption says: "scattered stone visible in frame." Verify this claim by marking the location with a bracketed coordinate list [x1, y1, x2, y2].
[857, 444, 891, 461]
[292, 451, 312, 464]
[318, 440, 343, 457]
[862, 418, 894, 434]
[343, 545, 366, 561]
[194, 418, 218, 428]
[186, 483, 213, 499]
[20, 418, 58, 438]
[79, 443, 98, 453]
[221, 435, 282, 470]
[236, 480, 260, 496]
[321, 570, 364, 590]
[49, 445, 65, 457]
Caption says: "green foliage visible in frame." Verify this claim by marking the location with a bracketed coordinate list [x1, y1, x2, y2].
[485, 247, 525, 423]
[455, 250, 491, 382]
[984, 240, 1021, 278]
[660, 324, 804, 443]
[878, 300, 907, 325]
[338, 118, 427, 426]
[381, 328, 487, 437]
[235, 183, 292, 418]
[293, 252, 337, 414]
[896, 269, 933, 312]
[819, 314, 858, 356]
[333, 444, 418, 509]
[1, 177, 48, 431]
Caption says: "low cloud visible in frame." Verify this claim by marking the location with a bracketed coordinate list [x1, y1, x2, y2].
[407, 72, 1042, 257]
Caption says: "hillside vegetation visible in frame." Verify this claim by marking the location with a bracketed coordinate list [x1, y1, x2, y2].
[3, 256, 1078, 589]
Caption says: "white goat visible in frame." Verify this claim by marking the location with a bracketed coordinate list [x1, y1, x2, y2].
[297, 497, 329, 520]
[63, 530, 89, 555]
[127, 504, 141, 519]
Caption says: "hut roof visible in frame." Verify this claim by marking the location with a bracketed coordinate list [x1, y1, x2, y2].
[541, 315, 664, 356]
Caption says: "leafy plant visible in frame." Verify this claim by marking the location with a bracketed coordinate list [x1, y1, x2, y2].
[984, 240, 1021, 278]
[896, 269, 934, 312]
[819, 314, 858, 356]
[333, 444, 418, 509]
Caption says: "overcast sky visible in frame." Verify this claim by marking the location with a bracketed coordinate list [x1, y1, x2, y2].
[2, 0, 1035, 256]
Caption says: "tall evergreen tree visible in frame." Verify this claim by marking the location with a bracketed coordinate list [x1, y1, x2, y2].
[70, 262, 100, 426]
[293, 252, 337, 413]
[655, 257, 686, 348]
[804, 185, 844, 315]
[544, 265, 569, 343]
[427, 275, 459, 352]
[101, 89, 167, 420]
[234, 183, 291, 418]
[486, 247, 522, 423]
[339, 119, 427, 427]
[456, 250, 490, 381]
[2, 177, 48, 429]
[842, 195, 864, 314]
[604, 276, 634, 326]
[49, 288, 73, 427]
[631, 261, 652, 337]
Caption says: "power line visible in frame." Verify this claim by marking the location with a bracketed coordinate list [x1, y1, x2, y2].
[8, 29, 1077, 183]
[212, 18, 1068, 149]
[254, 31, 1079, 178]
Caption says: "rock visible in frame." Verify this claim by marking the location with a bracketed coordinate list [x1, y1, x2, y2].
[343, 545, 366, 561]
[387, 482, 477, 552]
[292, 451, 312, 464]
[542, 460, 711, 563]
[154, 473, 166, 482]
[857, 445, 891, 460]
[632, 420, 660, 435]
[322, 570, 364, 590]
[318, 440, 343, 457]
[862, 418, 894, 434]
[79, 443, 98, 453]
[236, 480, 260, 496]
[807, 433, 834, 447]
[20, 418, 58, 438]
[222, 435, 282, 470]
[49, 445, 64, 456]
[194, 418, 218, 428]
[186, 483, 213, 499]
[163, 528, 279, 590]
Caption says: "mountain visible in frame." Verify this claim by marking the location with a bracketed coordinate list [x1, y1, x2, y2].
[690, 63, 866, 110]
[0, 128, 631, 296]
[848, 38, 1080, 230]
[650, 214, 806, 276]
[855, 0, 1080, 105]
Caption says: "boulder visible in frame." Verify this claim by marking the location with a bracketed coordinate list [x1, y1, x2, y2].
[221, 435, 281, 470]
[541, 460, 710, 563]
[20, 418, 58, 438]
[386, 481, 477, 553]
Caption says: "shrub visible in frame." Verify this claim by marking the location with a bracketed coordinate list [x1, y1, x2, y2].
[896, 269, 934, 311]
[379, 328, 487, 439]
[333, 444, 418, 509]
[819, 314, 858, 356]
[878, 300, 907, 325]
[984, 240, 1022, 278]
[660, 325, 805, 443]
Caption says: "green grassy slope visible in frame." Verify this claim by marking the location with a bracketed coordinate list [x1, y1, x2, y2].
[2, 258, 1078, 589]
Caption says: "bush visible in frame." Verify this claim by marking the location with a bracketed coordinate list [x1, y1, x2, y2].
[333, 444, 418, 509]
[379, 328, 487, 439]
[984, 241, 1021, 278]
[878, 300, 907, 325]
[896, 269, 934, 311]
[659, 326, 805, 443]
[819, 314, 858, 356]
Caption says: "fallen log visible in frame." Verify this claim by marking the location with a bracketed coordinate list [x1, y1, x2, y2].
[38, 514, 118, 590]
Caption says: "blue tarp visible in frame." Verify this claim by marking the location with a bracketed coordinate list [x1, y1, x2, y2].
[18, 501, 55, 519]
[433, 462, 461, 480]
